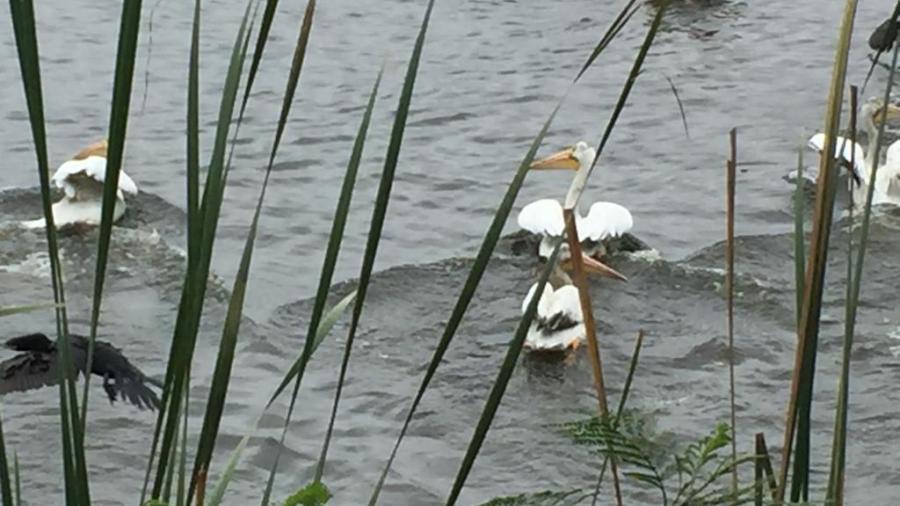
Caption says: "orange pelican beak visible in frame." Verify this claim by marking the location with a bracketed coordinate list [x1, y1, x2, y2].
[530, 146, 580, 171]
[563, 253, 627, 282]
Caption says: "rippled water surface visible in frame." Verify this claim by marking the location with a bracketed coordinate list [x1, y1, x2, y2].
[1, 0, 899, 504]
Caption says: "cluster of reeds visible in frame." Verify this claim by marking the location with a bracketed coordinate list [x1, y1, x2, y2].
[1, 0, 897, 504]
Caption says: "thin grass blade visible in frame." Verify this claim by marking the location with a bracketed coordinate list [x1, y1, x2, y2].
[139, 2, 202, 500]
[666, 75, 690, 139]
[591, 330, 646, 505]
[7, 0, 82, 501]
[82, 0, 143, 431]
[827, 45, 900, 506]
[189, 2, 316, 501]
[778, 0, 859, 500]
[208, 290, 355, 506]
[0, 409, 11, 506]
[0, 303, 60, 317]
[793, 149, 805, 328]
[147, 2, 256, 497]
[13, 452, 20, 506]
[445, 242, 563, 505]
[368, 99, 562, 504]
[186, 0, 202, 265]
[578, 2, 667, 204]
[314, 0, 435, 486]
[575, 0, 639, 81]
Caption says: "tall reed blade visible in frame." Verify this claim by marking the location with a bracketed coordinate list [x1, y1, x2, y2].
[190, 1, 316, 502]
[207, 290, 355, 506]
[725, 128, 738, 501]
[576, 0, 639, 81]
[778, 0, 859, 501]
[0, 303, 59, 317]
[8, 0, 83, 501]
[368, 100, 562, 505]
[591, 330, 647, 505]
[259, 59, 381, 506]
[13, 452, 20, 506]
[827, 47, 900, 506]
[315, 0, 436, 488]
[186, 0, 202, 265]
[793, 149, 805, 328]
[444, 242, 563, 505]
[148, 2, 256, 497]
[139, 3, 204, 501]
[82, 0, 143, 430]
[0, 409, 11, 506]
[581, 2, 667, 188]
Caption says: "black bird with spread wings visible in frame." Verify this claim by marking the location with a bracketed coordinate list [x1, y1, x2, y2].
[0, 333, 162, 410]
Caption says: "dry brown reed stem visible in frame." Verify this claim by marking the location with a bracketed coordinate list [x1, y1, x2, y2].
[562, 209, 623, 505]
[726, 128, 738, 502]
[755, 433, 777, 503]
[195, 466, 206, 506]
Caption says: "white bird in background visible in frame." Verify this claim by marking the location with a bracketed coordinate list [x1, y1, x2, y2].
[521, 247, 625, 351]
[806, 98, 900, 207]
[518, 141, 634, 259]
[22, 139, 139, 229]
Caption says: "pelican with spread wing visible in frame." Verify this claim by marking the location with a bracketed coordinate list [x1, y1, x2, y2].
[807, 98, 900, 207]
[518, 141, 633, 259]
[22, 139, 139, 228]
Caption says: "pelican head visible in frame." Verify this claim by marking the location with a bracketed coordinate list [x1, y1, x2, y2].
[529, 141, 596, 172]
[861, 98, 900, 136]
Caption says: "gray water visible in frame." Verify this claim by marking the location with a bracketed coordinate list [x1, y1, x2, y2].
[1, 0, 899, 504]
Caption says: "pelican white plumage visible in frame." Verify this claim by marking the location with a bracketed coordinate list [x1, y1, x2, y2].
[807, 99, 900, 207]
[521, 249, 625, 351]
[518, 141, 633, 259]
[21, 139, 139, 229]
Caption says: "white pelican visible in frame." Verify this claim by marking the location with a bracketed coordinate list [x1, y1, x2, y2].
[22, 139, 139, 229]
[522, 248, 625, 351]
[807, 99, 900, 207]
[518, 141, 633, 259]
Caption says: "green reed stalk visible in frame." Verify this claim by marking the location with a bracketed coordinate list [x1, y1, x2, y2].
[445, 241, 563, 505]
[314, 0, 436, 492]
[146, 2, 256, 499]
[793, 149, 805, 328]
[826, 44, 900, 506]
[0, 408, 11, 506]
[590, 330, 646, 505]
[778, 0, 858, 501]
[8, 0, 84, 501]
[82, 0, 143, 432]
[191, 1, 317, 503]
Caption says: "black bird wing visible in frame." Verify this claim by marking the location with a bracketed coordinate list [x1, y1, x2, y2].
[111, 376, 160, 410]
[85, 338, 160, 410]
[0, 352, 59, 394]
